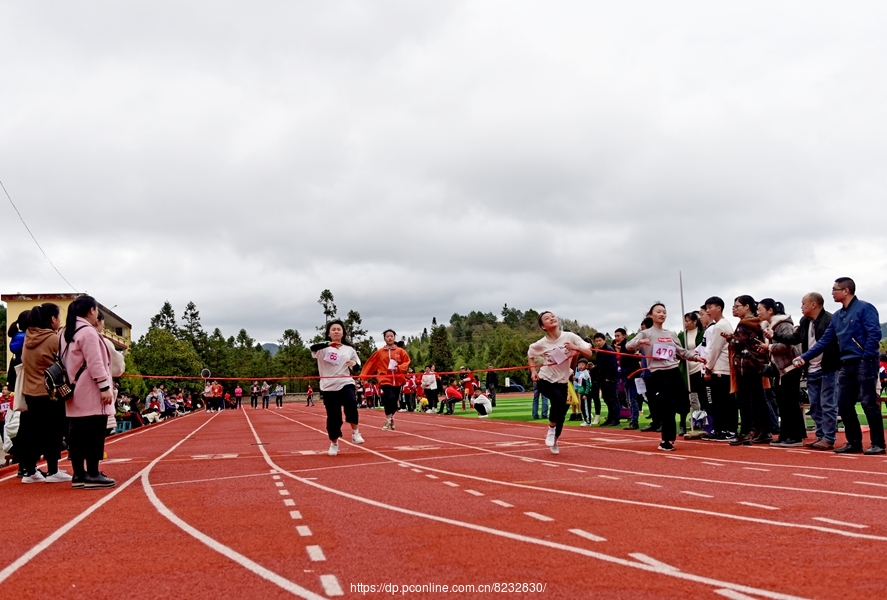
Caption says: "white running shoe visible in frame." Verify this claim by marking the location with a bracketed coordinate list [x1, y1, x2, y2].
[478, 414, 489, 418]
[550, 442, 560, 455]
[351, 431, 365, 444]
[382, 421, 391, 430]
[45, 469, 73, 483]
[545, 427, 556, 447]
[328, 442, 339, 456]
[591, 415, 600, 425]
[22, 471, 46, 484]
[580, 422, 589, 427]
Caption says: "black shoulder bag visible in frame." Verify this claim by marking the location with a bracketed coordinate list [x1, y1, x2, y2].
[44, 325, 90, 401]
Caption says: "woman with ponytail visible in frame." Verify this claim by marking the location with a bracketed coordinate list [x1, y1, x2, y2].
[726, 295, 771, 446]
[59, 295, 115, 489]
[19, 303, 68, 483]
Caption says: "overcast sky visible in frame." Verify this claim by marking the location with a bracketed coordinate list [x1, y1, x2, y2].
[2, 1, 886, 346]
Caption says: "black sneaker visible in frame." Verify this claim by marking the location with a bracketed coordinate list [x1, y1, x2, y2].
[864, 445, 886, 456]
[72, 474, 86, 489]
[83, 472, 116, 489]
[623, 423, 639, 430]
[658, 441, 675, 452]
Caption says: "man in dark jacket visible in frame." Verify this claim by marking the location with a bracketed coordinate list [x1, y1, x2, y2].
[485, 366, 498, 407]
[770, 292, 840, 450]
[794, 278, 884, 455]
[592, 333, 621, 426]
[613, 328, 642, 429]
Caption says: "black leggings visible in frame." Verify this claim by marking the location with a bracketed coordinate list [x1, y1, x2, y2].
[322, 385, 359, 442]
[381, 385, 399, 416]
[262, 395, 269, 409]
[251, 395, 258, 409]
[648, 368, 687, 443]
[537, 380, 569, 439]
[775, 369, 805, 441]
[424, 388, 439, 410]
[276, 395, 283, 408]
[19, 395, 65, 474]
[68, 414, 108, 477]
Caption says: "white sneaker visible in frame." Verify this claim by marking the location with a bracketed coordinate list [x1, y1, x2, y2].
[351, 431, 365, 444]
[550, 442, 560, 455]
[382, 421, 391, 430]
[545, 427, 556, 447]
[328, 442, 339, 456]
[478, 414, 489, 419]
[580, 422, 589, 427]
[22, 471, 46, 484]
[591, 415, 600, 425]
[45, 469, 73, 483]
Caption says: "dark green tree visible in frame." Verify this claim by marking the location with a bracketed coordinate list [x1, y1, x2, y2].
[429, 324, 453, 374]
[130, 328, 202, 392]
[180, 301, 208, 361]
[149, 301, 179, 336]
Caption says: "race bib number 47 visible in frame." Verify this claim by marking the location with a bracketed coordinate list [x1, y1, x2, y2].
[652, 343, 675, 361]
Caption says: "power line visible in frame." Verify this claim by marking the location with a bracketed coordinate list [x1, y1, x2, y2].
[0, 178, 79, 293]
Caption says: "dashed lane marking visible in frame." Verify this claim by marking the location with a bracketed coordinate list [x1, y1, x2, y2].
[792, 473, 826, 480]
[296, 526, 312, 536]
[812, 517, 868, 529]
[491, 500, 514, 507]
[568, 469, 586, 473]
[275, 482, 284, 487]
[289, 510, 302, 519]
[681, 491, 713, 498]
[306, 545, 326, 561]
[738, 502, 779, 511]
[598, 475, 620, 480]
[568, 529, 606, 542]
[411, 468, 423, 473]
[466, 489, 484, 496]
[636, 482, 662, 488]
[524, 512, 554, 522]
[743, 467, 770, 472]
[701, 462, 725, 467]
[715, 589, 761, 600]
[443, 481, 459, 487]
[279, 490, 290, 496]
[542, 463, 558, 468]
[284, 499, 295, 506]
[272, 475, 281, 480]
[854, 481, 887, 488]
[663, 456, 686, 460]
[629, 553, 679, 571]
[425, 474, 439, 479]
[320, 574, 344, 596]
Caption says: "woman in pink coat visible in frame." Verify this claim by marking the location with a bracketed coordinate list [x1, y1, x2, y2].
[60, 295, 115, 489]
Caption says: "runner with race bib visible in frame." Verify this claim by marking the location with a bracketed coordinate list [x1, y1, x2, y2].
[626, 302, 706, 452]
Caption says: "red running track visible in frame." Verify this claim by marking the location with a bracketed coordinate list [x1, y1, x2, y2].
[2, 405, 886, 599]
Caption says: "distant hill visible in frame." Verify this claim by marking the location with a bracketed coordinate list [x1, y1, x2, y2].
[262, 343, 279, 356]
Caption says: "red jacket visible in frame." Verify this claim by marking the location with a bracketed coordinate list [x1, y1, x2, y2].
[445, 385, 463, 400]
[360, 346, 411, 386]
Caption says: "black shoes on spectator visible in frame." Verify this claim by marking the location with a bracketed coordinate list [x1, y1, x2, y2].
[640, 425, 661, 433]
[864, 445, 886, 455]
[83, 472, 116, 489]
[834, 444, 863, 454]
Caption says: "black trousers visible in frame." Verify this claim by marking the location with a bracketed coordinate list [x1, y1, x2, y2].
[707, 373, 736, 434]
[736, 372, 767, 436]
[262, 395, 269, 409]
[322, 385, 359, 442]
[19, 395, 65, 474]
[251, 395, 258, 408]
[476, 403, 488, 416]
[381, 385, 399, 416]
[403, 393, 416, 412]
[68, 414, 108, 476]
[275, 395, 283, 408]
[648, 368, 687, 443]
[775, 369, 806, 441]
[601, 380, 619, 423]
[537, 379, 569, 439]
[487, 384, 497, 407]
[424, 388, 439, 410]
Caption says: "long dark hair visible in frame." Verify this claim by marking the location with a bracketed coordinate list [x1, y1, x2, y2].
[734, 295, 757, 315]
[28, 302, 60, 329]
[324, 319, 352, 346]
[64, 295, 98, 343]
[758, 298, 785, 315]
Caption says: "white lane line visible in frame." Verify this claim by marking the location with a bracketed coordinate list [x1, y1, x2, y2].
[272, 475, 281, 480]
[270, 469, 278, 473]
[663, 456, 686, 460]
[701, 462, 725, 467]
[598, 475, 620, 480]
[681, 491, 713, 498]
[320, 574, 344, 596]
[397, 463, 409, 467]
[289, 510, 303, 519]
[787, 450, 813, 455]
[306, 545, 326, 561]
[443, 481, 459, 487]
[151, 472, 272, 487]
[257, 412, 811, 600]
[812, 517, 868, 529]
[715, 589, 761, 600]
[275, 482, 284, 487]
[491, 500, 513, 508]
[296, 525, 313, 536]
[542, 463, 559, 468]
[279, 490, 290, 496]
[833, 455, 858, 459]
[524, 512, 554, 522]
[854, 481, 887, 488]
[411, 468, 423, 473]
[465, 489, 484, 496]
[425, 474, 439, 479]
[284, 499, 296, 506]
[521, 458, 534, 462]
[743, 467, 771, 472]
[568, 469, 586, 473]
[0, 413, 219, 586]
[792, 473, 826, 480]
[738, 502, 779, 511]
[636, 482, 662, 488]
[569, 529, 606, 542]
[629, 553, 679, 571]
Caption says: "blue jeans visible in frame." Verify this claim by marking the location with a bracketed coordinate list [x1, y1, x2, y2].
[806, 368, 837, 443]
[623, 378, 639, 424]
[532, 388, 549, 419]
[836, 357, 885, 448]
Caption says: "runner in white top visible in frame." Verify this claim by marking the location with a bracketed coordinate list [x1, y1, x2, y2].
[528, 311, 593, 455]
[309, 319, 364, 456]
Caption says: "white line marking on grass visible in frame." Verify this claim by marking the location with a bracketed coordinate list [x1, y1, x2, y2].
[491, 500, 513, 508]
[466, 489, 484, 496]
[598, 475, 620, 480]
[743, 467, 771, 472]
[701, 462, 725, 467]
[855, 481, 887, 488]
[320, 574, 344, 596]
[279, 490, 290, 496]
[0, 413, 219, 586]
[569, 529, 606, 542]
[425, 474, 439, 479]
[715, 589, 761, 600]
[306, 545, 326, 561]
[296, 526, 312, 536]
[792, 473, 826, 479]
[681, 491, 713, 498]
[812, 517, 868, 529]
[568, 469, 586, 473]
[443, 481, 459, 487]
[636, 482, 662, 488]
[284, 499, 295, 506]
[738, 502, 779, 511]
[289, 510, 302, 519]
[524, 512, 554, 522]
[629, 553, 679, 571]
